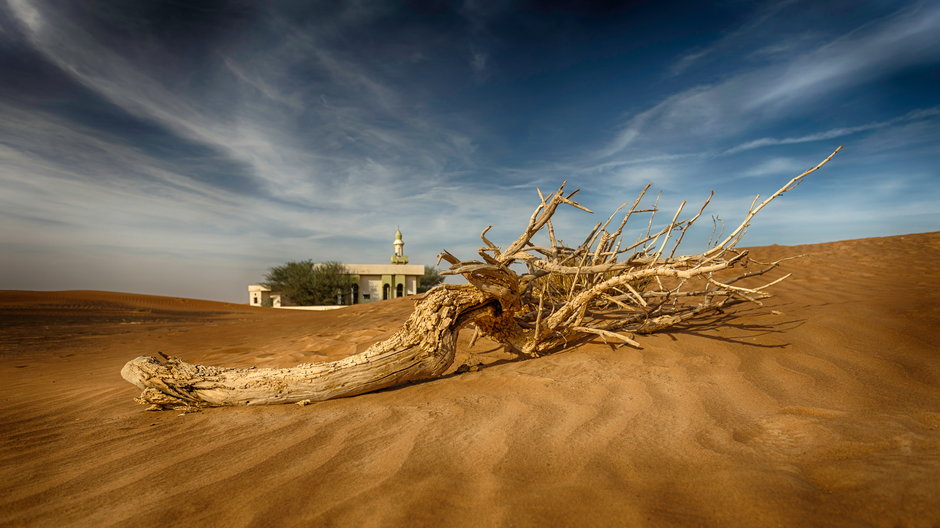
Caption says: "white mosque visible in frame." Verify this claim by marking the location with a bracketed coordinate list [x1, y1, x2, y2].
[248, 229, 425, 308]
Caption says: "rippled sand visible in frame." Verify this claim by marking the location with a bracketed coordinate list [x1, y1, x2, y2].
[2, 233, 939, 527]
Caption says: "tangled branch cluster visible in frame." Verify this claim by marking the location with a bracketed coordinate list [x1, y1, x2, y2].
[440, 146, 842, 356]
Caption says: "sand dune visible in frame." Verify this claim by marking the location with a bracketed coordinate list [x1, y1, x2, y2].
[2, 233, 939, 527]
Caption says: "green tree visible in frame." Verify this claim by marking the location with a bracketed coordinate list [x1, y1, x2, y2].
[263, 260, 316, 305]
[264, 260, 353, 305]
[418, 265, 444, 293]
[312, 261, 354, 305]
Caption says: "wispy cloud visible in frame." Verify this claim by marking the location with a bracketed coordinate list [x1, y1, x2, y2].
[669, 0, 798, 76]
[602, 2, 940, 159]
[222, 57, 304, 110]
[740, 157, 804, 178]
[724, 106, 940, 154]
[7, 0, 479, 209]
[669, 48, 711, 77]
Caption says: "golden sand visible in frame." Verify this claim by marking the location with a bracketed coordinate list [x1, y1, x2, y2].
[2, 233, 939, 527]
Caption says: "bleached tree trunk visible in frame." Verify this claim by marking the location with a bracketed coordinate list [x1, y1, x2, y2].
[122, 286, 507, 409]
[122, 147, 842, 410]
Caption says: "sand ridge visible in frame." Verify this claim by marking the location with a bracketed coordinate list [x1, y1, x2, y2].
[1, 233, 939, 527]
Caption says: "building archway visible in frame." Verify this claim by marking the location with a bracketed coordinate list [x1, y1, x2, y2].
[351, 283, 359, 304]
[396, 283, 404, 298]
[383, 283, 390, 300]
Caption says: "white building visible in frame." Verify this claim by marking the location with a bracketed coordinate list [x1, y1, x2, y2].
[249, 229, 425, 307]
[248, 284, 282, 307]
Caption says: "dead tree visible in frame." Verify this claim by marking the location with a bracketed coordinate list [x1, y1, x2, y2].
[122, 147, 842, 409]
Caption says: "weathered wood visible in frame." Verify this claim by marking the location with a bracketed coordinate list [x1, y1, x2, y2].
[122, 147, 842, 409]
[122, 286, 499, 409]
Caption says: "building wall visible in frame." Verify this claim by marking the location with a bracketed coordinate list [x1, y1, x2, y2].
[345, 263, 424, 276]
[248, 285, 277, 307]
[347, 263, 423, 303]
[359, 275, 383, 302]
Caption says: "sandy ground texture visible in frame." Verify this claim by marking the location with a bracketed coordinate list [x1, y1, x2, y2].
[1, 232, 939, 528]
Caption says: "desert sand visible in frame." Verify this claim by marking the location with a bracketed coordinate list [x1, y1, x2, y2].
[1, 232, 939, 527]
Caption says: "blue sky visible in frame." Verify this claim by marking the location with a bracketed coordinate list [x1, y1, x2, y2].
[1, 1, 938, 303]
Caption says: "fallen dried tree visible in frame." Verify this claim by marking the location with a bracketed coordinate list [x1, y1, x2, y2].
[122, 146, 842, 409]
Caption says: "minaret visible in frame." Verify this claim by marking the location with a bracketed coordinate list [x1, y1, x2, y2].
[391, 228, 409, 264]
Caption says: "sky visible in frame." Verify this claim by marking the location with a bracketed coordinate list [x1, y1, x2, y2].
[1, 0, 938, 303]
